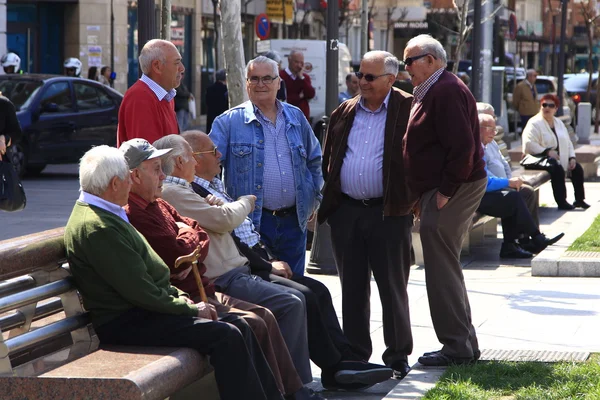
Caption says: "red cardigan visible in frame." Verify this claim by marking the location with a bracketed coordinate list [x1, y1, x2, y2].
[117, 80, 179, 146]
[126, 194, 215, 299]
[279, 70, 315, 120]
[403, 70, 486, 198]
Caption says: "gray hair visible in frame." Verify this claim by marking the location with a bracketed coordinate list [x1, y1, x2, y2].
[138, 39, 171, 75]
[363, 51, 400, 75]
[526, 69, 537, 78]
[79, 145, 129, 196]
[476, 102, 495, 116]
[153, 134, 191, 176]
[478, 113, 496, 125]
[263, 50, 282, 65]
[406, 34, 447, 66]
[246, 56, 279, 78]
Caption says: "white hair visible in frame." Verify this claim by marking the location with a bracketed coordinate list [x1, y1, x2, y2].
[79, 145, 129, 196]
[478, 113, 495, 125]
[526, 69, 537, 78]
[138, 39, 171, 75]
[363, 51, 400, 75]
[246, 56, 279, 78]
[153, 134, 191, 176]
[406, 34, 447, 66]
[476, 102, 495, 116]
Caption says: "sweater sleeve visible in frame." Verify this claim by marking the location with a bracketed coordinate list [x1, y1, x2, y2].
[84, 225, 198, 317]
[302, 74, 316, 100]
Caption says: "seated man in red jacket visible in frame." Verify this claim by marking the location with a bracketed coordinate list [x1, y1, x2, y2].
[120, 138, 313, 400]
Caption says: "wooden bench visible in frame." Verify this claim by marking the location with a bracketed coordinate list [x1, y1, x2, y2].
[411, 169, 551, 266]
[508, 145, 600, 178]
[0, 228, 217, 400]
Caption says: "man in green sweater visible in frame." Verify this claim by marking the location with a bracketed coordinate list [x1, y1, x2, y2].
[64, 144, 283, 400]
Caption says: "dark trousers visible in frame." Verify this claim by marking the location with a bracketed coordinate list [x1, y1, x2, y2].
[265, 272, 356, 370]
[419, 178, 487, 358]
[544, 158, 585, 205]
[328, 202, 413, 366]
[477, 190, 539, 241]
[95, 308, 282, 400]
[520, 115, 533, 129]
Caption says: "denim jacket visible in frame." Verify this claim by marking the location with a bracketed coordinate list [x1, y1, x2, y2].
[209, 100, 323, 232]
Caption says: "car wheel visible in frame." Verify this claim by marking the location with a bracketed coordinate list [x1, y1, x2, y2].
[7, 142, 27, 178]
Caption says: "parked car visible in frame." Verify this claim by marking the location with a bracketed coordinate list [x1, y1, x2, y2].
[506, 75, 574, 127]
[564, 73, 598, 123]
[0, 74, 122, 176]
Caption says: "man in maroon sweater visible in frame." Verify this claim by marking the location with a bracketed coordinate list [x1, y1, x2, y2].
[117, 39, 184, 146]
[402, 34, 487, 367]
[279, 50, 315, 121]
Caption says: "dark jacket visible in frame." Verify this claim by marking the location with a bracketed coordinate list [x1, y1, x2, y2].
[0, 96, 22, 146]
[318, 87, 417, 224]
[206, 81, 228, 134]
[402, 70, 486, 198]
[174, 83, 191, 112]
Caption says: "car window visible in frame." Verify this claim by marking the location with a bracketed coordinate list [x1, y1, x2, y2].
[535, 80, 553, 95]
[74, 82, 100, 110]
[40, 82, 74, 113]
[0, 80, 43, 110]
[98, 87, 115, 108]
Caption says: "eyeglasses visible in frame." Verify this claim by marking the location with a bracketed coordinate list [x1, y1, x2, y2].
[355, 72, 393, 82]
[247, 75, 279, 85]
[193, 146, 218, 157]
[403, 53, 435, 66]
[482, 126, 497, 132]
[541, 103, 556, 109]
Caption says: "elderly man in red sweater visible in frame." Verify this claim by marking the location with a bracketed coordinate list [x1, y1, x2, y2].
[117, 39, 184, 146]
[279, 50, 315, 121]
[402, 34, 487, 367]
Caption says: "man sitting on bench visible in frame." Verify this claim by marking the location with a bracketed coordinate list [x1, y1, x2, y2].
[476, 113, 564, 258]
[64, 145, 283, 400]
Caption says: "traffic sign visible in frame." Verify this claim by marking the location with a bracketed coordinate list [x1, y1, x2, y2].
[255, 13, 271, 40]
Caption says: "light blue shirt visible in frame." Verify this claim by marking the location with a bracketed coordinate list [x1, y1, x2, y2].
[140, 74, 177, 102]
[78, 191, 129, 223]
[340, 90, 390, 199]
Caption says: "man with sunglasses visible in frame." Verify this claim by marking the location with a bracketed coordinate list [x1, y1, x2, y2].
[318, 50, 416, 381]
[210, 56, 323, 277]
[402, 34, 487, 367]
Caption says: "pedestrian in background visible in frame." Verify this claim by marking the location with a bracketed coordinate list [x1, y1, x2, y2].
[205, 69, 228, 134]
[175, 80, 193, 131]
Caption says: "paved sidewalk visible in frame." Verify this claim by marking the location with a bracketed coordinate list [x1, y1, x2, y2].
[305, 178, 600, 399]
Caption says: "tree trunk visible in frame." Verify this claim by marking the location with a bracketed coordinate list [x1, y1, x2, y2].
[220, 0, 248, 108]
[160, 0, 171, 40]
[453, 0, 469, 74]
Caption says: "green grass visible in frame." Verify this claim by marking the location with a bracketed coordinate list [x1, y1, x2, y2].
[423, 354, 600, 400]
[569, 214, 600, 252]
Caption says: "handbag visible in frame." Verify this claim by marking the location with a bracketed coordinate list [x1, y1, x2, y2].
[519, 154, 552, 170]
[0, 159, 26, 212]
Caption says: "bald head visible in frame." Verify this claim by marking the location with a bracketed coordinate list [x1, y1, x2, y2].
[288, 50, 305, 75]
[181, 130, 222, 180]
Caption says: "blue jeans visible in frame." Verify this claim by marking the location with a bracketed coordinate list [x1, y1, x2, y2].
[259, 211, 307, 276]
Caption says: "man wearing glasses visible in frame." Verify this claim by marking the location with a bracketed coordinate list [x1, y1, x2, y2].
[209, 56, 323, 277]
[402, 34, 487, 367]
[318, 50, 416, 381]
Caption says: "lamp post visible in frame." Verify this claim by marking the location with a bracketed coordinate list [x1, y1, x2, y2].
[556, 0, 568, 117]
[138, 0, 156, 77]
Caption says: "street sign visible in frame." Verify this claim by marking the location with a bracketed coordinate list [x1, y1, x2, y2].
[256, 40, 271, 54]
[255, 13, 271, 40]
[509, 13, 517, 40]
[266, 0, 293, 24]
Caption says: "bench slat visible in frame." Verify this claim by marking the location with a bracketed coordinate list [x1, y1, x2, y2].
[0, 298, 63, 332]
[0, 277, 74, 314]
[0, 276, 36, 298]
[1, 313, 90, 357]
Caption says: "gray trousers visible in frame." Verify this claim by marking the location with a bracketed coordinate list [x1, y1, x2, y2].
[519, 184, 539, 228]
[328, 202, 413, 366]
[419, 178, 487, 358]
[215, 267, 312, 384]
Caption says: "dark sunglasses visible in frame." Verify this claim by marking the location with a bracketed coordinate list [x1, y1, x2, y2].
[403, 53, 435, 66]
[541, 103, 556, 109]
[354, 71, 393, 82]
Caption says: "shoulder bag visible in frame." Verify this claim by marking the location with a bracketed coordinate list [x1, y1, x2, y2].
[0, 159, 26, 212]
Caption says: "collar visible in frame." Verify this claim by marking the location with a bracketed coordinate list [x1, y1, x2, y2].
[193, 175, 211, 189]
[242, 100, 299, 126]
[525, 80, 533, 88]
[413, 67, 445, 103]
[140, 74, 177, 102]
[285, 67, 297, 79]
[79, 191, 129, 223]
[253, 100, 283, 121]
[164, 175, 191, 188]
[128, 192, 152, 210]
[358, 89, 391, 113]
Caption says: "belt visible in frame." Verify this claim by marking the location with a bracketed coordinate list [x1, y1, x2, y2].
[341, 193, 384, 207]
[263, 206, 296, 217]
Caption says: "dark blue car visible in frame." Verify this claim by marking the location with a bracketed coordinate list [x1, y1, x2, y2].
[0, 74, 122, 176]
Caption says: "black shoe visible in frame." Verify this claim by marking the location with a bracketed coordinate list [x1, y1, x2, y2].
[287, 387, 325, 400]
[323, 361, 392, 390]
[528, 232, 565, 253]
[390, 359, 411, 380]
[423, 349, 481, 360]
[573, 200, 591, 209]
[558, 202, 575, 210]
[418, 350, 475, 366]
[499, 242, 533, 259]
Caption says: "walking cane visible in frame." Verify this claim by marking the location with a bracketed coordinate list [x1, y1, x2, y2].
[174, 246, 209, 303]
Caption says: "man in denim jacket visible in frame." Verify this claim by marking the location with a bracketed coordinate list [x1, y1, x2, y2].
[210, 56, 323, 276]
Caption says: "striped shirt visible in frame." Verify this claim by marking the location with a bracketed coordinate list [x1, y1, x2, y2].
[164, 175, 191, 188]
[255, 101, 296, 210]
[412, 67, 445, 104]
[140, 74, 177, 102]
[193, 176, 261, 247]
[340, 90, 391, 200]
